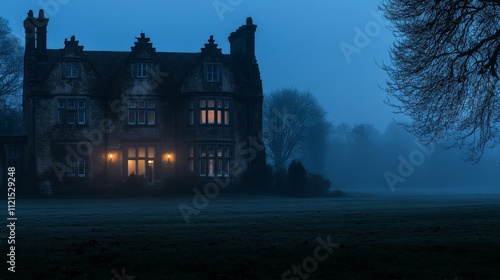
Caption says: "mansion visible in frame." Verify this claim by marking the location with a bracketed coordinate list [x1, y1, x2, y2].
[0, 9, 266, 193]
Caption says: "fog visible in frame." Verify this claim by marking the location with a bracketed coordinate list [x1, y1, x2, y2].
[324, 122, 500, 195]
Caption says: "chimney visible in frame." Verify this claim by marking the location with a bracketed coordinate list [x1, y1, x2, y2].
[35, 9, 49, 52]
[23, 10, 35, 50]
[228, 17, 257, 58]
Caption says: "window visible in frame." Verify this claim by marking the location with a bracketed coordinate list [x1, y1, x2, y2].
[199, 146, 214, 176]
[7, 147, 19, 159]
[188, 145, 194, 174]
[58, 98, 86, 125]
[64, 62, 79, 78]
[135, 63, 148, 78]
[66, 158, 86, 177]
[221, 146, 230, 176]
[198, 144, 231, 177]
[127, 146, 155, 184]
[52, 145, 87, 178]
[205, 63, 220, 82]
[199, 98, 230, 125]
[6, 147, 20, 171]
[188, 100, 194, 125]
[127, 99, 155, 125]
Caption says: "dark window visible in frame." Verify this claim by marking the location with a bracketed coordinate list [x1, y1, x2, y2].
[58, 98, 86, 125]
[7, 147, 19, 159]
[188, 100, 194, 125]
[135, 63, 148, 78]
[188, 145, 194, 174]
[127, 99, 155, 125]
[205, 63, 220, 82]
[66, 158, 86, 177]
[198, 144, 231, 177]
[6, 147, 20, 172]
[64, 62, 80, 78]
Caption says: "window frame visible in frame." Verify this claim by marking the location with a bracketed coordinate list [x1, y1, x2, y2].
[63, 61, 80, 78]
[58, 98, 86, 125]
[127, 99, 156, 126]
[199, 98, 230, 125]
[127, 146, 155, 183]
[205, 63, 221, 82]
[135, 62, 148, 78]
[197, 144, 231, 177]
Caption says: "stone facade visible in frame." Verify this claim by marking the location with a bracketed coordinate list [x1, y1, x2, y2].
[22, 9, 265, 191]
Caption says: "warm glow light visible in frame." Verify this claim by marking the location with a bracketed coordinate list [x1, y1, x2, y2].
[165, 153, 174, 163]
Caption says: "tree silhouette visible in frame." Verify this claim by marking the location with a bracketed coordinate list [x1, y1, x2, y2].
[381, 0, 500, 161]
[263, 88, 330, 172]
[0, 17, 23, 100]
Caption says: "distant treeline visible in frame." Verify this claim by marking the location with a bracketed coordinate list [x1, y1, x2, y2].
[325, 122, 500, 192]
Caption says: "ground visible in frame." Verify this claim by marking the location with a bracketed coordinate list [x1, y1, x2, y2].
[2, 193, 500, 279]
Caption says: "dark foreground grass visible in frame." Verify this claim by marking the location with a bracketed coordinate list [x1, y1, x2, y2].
[1, 193, 500, 279]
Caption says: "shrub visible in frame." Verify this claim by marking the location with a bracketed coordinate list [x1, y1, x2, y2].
[309, 174, 331, 196]
[288, 160, 308, 196]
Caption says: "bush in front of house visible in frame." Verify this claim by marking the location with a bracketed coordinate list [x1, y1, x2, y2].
[270, 160, 333, 197]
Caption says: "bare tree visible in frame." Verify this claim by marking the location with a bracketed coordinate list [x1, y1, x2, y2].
[264, 88, 330, 172]
[0, 17, 23, 101]
[380, 0, 500, 161]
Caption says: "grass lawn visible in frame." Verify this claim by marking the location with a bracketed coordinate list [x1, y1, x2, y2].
[1, 193, 500, 279]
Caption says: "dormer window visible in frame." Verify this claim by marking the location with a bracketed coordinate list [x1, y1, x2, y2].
[64, 61, 80, 78]
[205, 63, 220, 82]
[135, 62, 148, 78]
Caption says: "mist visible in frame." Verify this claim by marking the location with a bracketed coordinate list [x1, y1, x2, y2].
[323, 121, 500, 194]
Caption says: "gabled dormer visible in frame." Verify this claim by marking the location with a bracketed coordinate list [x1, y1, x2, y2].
[201, 36, 224, 90]
[129, 33, 159, 79]
[61, 36, 84, 79]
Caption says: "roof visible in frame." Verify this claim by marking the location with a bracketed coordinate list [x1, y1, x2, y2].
[37, 49, 204, 84]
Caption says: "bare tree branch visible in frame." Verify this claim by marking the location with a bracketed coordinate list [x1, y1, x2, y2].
[263, 88, 329, 172]
[0, 17, 23, 100]
[381, 0, 500, 161]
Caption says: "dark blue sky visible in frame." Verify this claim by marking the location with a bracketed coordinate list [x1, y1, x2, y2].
[2, 1, 397, 130]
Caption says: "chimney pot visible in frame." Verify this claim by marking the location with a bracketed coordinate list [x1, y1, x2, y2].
[38, 9, 45, 19]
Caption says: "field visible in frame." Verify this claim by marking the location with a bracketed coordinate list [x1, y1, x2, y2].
[2, 193, 500, 279]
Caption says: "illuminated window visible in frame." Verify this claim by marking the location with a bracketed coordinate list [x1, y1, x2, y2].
[199, 98, 230, 125]
[128, 99, 155, 125]
[58, 98, 86, 125]
[207, 100, 215, 124]
[127, 146, 155, 184]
